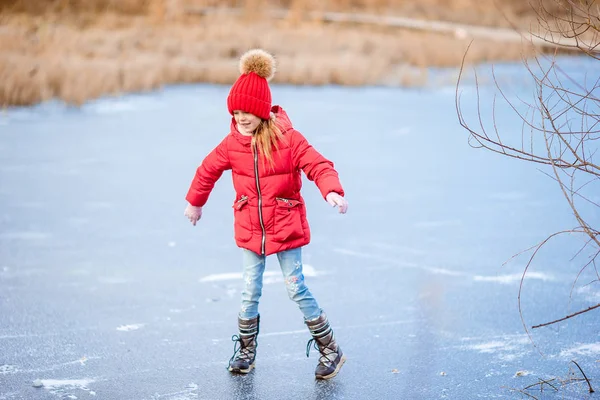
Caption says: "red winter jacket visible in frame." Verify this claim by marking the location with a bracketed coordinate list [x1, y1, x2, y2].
[185, 106, 344, 256]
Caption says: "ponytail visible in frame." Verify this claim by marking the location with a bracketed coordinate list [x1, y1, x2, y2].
[251, 115, 284, 170]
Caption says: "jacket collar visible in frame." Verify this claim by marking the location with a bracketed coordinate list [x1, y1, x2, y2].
[230, 119, 252, 146]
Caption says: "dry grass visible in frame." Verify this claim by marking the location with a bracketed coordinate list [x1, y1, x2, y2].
[0, 0, 154, 14]
[1, 0, 542, 106]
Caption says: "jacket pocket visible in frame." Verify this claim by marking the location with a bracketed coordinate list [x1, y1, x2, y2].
[232, 196, 252, 242]
[273, 197, 304, 242]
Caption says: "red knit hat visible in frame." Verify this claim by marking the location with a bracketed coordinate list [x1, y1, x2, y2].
[227, 49, 276, 120]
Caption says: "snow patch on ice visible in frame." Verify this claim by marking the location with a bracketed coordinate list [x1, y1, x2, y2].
[498, 353, 523, 362]
[0, 365, 19, 374]
[40, 378, 95, 395]
[199, 264, 318, 283]
[116, 324, 145, 332]
[156, 383, 199, 400]
[333, 248, 419, 268]
[199, 272, 239, 282]
[423, 267, 465, 277]
[167, 306, 196, 314]
[461, 335, 530, 361]
[334, 247, 466, 277]
[334, 248, 371, 257]
[370, 242, 426, 255]
[162, 393, 198, 400]
[473, 272, 555, 284]
[0, 231, 50, 240]
[21, 356, 101, 374]
[560, 343, 600, 358]
[98, 276, 130, 284]
[574, 286, 600, 303]
[466, 341, 507, 353]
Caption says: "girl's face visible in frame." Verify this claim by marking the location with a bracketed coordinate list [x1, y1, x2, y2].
[233, 111, 261, 136]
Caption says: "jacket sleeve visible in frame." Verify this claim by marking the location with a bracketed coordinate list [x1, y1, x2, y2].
[185, 137, 231, 207]
[290, 130, 345, 199]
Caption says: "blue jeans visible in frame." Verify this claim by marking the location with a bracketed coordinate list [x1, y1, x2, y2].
[239, 247, 321, 320]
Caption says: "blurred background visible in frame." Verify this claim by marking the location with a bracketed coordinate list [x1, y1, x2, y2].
[0, 0, 573, 107]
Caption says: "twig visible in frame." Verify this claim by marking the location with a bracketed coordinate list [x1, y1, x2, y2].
[524, 377, 559, 391]
[512, 388, 539, 399]
[532, 303, 600, 328]
[571, 360, 595, 393]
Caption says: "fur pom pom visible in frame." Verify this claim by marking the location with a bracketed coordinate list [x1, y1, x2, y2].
[239, 49, 276, 81]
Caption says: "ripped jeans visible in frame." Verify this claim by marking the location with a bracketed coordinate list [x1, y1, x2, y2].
[239, 247, 321, 320]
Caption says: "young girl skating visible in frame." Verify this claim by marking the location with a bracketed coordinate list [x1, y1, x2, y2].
[184, 49, 348, 380]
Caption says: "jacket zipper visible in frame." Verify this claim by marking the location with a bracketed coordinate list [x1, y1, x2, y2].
[253, 144, 266, 255]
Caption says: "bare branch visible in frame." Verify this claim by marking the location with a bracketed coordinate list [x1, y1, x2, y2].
[571, 360, 595, 393]
[457, 0, 600, 341]
[532, 302, 600, 328]
[523, 377, 560, 391]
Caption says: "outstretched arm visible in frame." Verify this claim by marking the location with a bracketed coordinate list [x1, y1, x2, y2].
[291, 130, 346, 211]
[185, 137, 231, 208]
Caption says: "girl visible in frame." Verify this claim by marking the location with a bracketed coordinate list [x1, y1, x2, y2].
[184, 49, 348, 380]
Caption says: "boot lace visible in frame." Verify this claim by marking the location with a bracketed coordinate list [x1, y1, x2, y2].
[230, 334, 254, 363]
[306, 337, 337, 367]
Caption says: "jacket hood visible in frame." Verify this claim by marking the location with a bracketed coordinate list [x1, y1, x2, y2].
[230, 105, 293, 146]
[271, 105, 293, 134]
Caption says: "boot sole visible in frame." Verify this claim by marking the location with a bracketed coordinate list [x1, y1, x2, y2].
[228, 362, 255, 374]
[316, 354, 346, 380]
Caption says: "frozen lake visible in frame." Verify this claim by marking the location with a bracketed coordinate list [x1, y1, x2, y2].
[1, 56, 598, 399]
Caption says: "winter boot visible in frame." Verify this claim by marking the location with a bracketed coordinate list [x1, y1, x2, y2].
[228, 314, 259, 373]
[305, 311, 346, 379]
